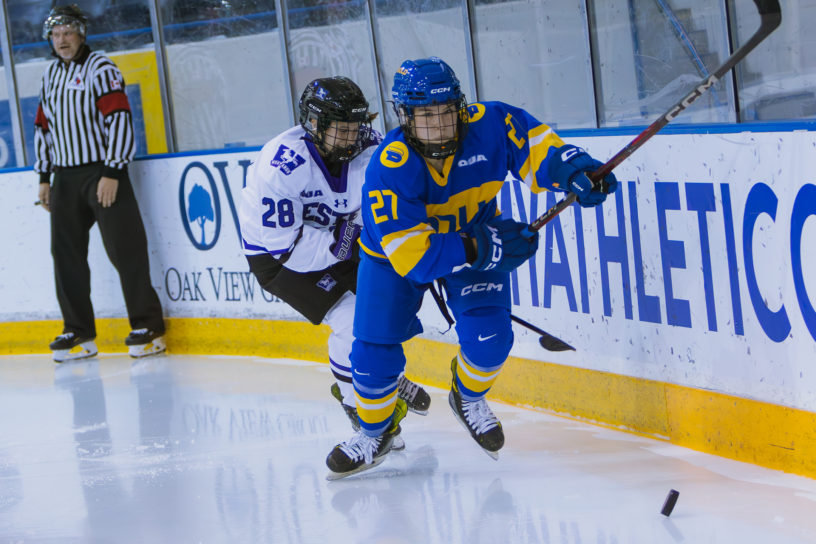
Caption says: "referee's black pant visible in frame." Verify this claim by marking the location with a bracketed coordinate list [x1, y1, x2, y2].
[50, 162, 165, 340]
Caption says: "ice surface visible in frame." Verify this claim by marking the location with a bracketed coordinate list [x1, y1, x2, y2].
[1, 353, 815, 543]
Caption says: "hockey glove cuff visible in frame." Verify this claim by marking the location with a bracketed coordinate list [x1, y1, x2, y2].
[549, 144, 618, 208]
[330, 219, 362, 261]
[470, 218, 540, 272]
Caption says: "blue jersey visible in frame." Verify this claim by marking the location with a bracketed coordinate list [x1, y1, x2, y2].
[359, 100, 567, 285]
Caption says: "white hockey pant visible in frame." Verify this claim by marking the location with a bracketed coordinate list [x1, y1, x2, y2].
[323, 291, 356, 406]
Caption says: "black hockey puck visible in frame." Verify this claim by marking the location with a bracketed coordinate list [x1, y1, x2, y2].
[661, 489, 679, 516]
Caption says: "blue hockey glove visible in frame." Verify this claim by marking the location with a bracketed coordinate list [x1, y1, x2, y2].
[470, 218, 540, 272]
[331, 218, 361, 261]
[549, 145, 618, 208]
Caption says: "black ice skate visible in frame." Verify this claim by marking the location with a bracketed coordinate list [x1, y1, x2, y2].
[50, 332, 97, 363]
[397, 374, 431, 415]
[330, 383, 405, 451]
[449, 358, 504, 459]
[326, 397, 407, 480]
[125, 328, 166, 358]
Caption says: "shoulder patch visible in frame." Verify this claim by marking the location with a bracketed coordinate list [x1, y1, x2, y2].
[270, 144, 306, 175]
[467, 103, 486, 123]
[379, 141, 410, 168]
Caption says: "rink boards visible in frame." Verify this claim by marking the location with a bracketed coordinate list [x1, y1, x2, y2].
[1, 126, 814, 478]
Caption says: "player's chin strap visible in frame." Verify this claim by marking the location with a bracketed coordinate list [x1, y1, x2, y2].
[427, 281, 575, 352]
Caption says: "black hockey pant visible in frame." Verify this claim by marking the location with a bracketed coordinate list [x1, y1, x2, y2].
[50, 163, 164, 339]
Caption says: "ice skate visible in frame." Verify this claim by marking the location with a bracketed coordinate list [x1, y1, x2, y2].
[331, 382, 361, 431]
[397, 374, 431, 415]
[326, 398, 407, 480]
[330, 383, 405, 451]
[125, 329, 166, 358]
[449, 358, 504, 459]
[50, 332, 97, 363]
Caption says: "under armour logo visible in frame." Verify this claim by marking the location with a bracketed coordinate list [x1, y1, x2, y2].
[334, 199, 348, 208]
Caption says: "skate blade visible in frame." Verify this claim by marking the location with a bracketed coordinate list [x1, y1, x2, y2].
[326, 455, 387, 481]
[406, 406, 429, 416]
[392, 435, 405, 451]
[128, 337, 167, 358]
[53, 342, 98, 363]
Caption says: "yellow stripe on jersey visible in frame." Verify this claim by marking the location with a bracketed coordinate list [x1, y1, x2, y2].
[518, 123, 554, 179]
[424, 180, 505, 233]
[518, 124, 565, 193]
[425, 155, 455, 187]
[380, 223, 436, 277]
[356, 388, 398, 425]
[456, 352, 502, 395]
[359, 239, 387, 258]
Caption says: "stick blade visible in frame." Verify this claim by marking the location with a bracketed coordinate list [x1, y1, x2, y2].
[539, 333, 575, 352]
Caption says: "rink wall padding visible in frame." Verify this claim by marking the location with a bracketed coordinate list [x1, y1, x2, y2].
[2, 317, 814, 480]
[3, 126, 816, 479]
[0, 318, 329, 363]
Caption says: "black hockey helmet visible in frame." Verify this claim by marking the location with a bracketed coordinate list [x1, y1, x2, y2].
[298, 77, 374, 163]
[43, 4, 88, 40]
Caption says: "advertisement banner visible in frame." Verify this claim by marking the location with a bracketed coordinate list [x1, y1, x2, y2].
[2, 129, 815, 411]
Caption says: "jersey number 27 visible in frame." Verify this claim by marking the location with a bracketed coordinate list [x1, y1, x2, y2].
[369, 190, 398, 224]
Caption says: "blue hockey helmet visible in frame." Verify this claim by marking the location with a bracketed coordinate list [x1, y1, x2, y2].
[391, 57, 468, 159]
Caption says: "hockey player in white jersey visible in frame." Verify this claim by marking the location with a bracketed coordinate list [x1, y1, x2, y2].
[238, 76, 431, 432]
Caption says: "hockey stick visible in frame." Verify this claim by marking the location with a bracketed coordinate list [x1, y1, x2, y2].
[527, 0, 782, 232]
[428, 281, 574, 352]
[510, 314, 576, 352]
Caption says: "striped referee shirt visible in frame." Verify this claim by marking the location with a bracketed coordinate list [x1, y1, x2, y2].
[34, 44, 135, 181]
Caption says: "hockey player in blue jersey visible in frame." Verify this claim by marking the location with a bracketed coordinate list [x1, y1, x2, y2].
[239, 77, 430, 435]
[325, 58, 618, 479]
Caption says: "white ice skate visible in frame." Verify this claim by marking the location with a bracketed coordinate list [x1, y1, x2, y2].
[50, 333, 98, 363]
[125, 328, 166, 358]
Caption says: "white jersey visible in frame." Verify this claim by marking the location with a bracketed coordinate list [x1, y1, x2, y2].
[239, 125, 380, 273]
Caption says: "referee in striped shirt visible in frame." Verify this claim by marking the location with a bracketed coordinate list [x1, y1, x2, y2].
[34, 5, 166, 362]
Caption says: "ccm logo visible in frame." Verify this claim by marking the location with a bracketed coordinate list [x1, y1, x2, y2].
[461, 282, 504, 296]
[665, 75, 719, 121]
[483, 225, 502, 271]
[430, 87, 451, 94]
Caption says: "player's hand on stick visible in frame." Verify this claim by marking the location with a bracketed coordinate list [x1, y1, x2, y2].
[550, 144, 618, 207]
[470, 218, 539, 272]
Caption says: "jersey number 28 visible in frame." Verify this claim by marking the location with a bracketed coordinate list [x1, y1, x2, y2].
[262, 197, 295, 228]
